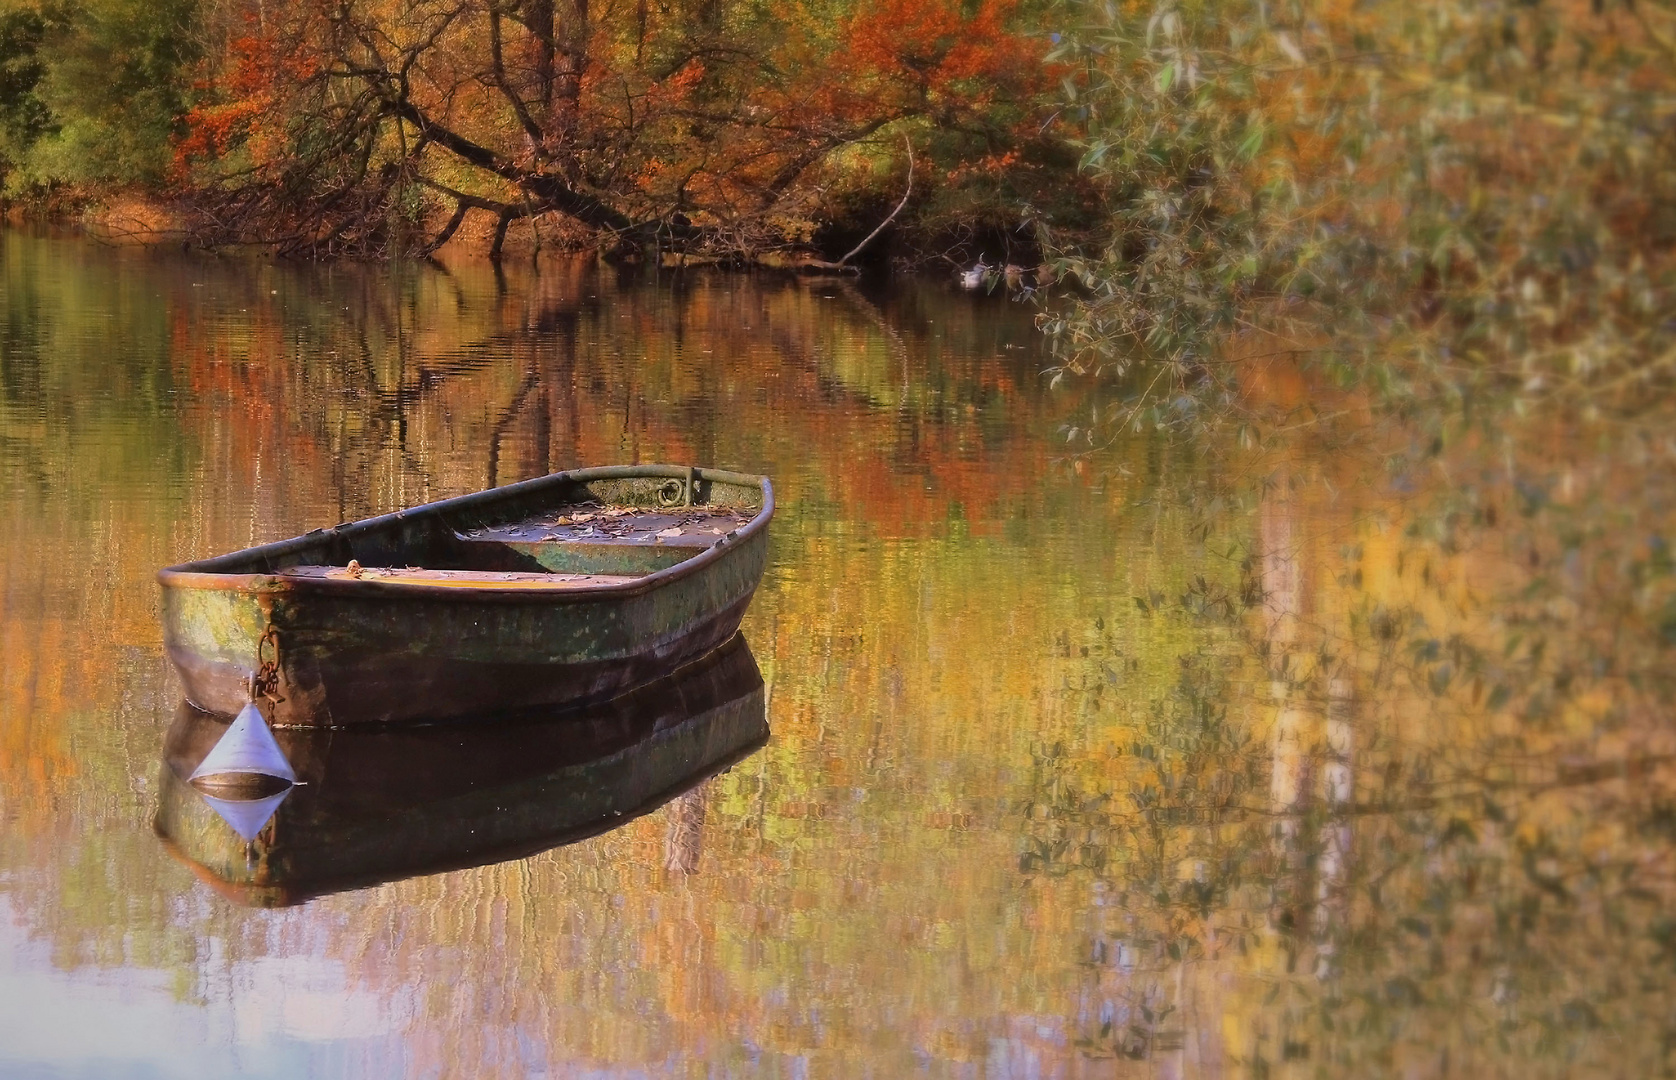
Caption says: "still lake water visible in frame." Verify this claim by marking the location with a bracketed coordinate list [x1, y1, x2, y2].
[2, 229, 1673, 1078]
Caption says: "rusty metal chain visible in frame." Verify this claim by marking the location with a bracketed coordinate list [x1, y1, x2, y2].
[249, 624, 284, 705]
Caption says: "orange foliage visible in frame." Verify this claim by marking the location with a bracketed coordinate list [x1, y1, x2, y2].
[842, 0, 1020, 87]
[174, 32, 319, 177]
[171, 0, 1065, 256]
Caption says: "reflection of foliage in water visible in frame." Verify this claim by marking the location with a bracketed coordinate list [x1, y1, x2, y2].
[2, 230, 1674, 1075]
[1017, 403, 1676, 1073]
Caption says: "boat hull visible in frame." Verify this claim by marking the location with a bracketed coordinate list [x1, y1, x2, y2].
[157, 465, 772, 726]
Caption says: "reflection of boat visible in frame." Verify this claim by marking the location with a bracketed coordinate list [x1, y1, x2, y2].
[154, 635, 768, 907]
[157, 464, 772, 726]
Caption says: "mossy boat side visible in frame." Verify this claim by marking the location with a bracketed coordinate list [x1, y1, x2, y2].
[157, 464, 772, 726]
[154, 634, 768, 907]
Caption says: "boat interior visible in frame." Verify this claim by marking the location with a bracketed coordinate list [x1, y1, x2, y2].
[175, 468, 768, 587]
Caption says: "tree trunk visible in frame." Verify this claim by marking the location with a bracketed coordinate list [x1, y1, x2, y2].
[552, 0, 587, 148]
[526, 0, 556, 109]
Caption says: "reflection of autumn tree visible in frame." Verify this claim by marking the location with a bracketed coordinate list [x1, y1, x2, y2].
[1015, 414, 1676, 1077]
[3, 236, 1154, 1073]
[661, 782, 707, 876]
[147, 258, 1081, 542]
[5, 230, 1674, 1075]
[0, 239, 195, 839]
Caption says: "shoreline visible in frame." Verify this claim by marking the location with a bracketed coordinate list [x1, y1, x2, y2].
[3, 191, 969, 272]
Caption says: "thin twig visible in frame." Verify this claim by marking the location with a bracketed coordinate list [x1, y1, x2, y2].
[836, 133, 914, 267]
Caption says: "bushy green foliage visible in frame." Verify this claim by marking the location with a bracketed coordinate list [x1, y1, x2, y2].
[0, 0, 198, 196]
[1042, 0, 1676, 421]
[1036, 0, 1338, 380]
[0, 9, 49, 170]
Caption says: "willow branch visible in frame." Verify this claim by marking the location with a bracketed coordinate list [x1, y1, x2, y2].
[837, 133, 914, 266]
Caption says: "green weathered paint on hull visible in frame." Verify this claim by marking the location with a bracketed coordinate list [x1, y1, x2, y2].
[157, 465, 773, 726]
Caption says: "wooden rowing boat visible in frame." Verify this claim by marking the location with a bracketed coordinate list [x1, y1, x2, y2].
[154, 634, 767, 906]
[158, 464, 772, 726]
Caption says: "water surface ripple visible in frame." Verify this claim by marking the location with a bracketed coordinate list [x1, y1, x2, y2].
[1, 230, 1671, 1078]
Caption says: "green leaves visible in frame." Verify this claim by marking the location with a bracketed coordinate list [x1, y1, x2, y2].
[0, 0, 200, 194]
[1040, 0, 1329, 422]
[1045, 0, 1676, 442]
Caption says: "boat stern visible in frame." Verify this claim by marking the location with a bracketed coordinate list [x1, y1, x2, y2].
[158, 573, 287, 718]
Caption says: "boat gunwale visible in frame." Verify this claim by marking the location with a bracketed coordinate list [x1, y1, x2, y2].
[155, 464, 773, 605]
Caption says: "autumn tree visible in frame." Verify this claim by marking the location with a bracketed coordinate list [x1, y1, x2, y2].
[169, 0, 1070, 260]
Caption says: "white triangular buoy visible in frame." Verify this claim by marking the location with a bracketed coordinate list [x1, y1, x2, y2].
[200, 789, 291, 842]
[189, 702, 297, 785]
